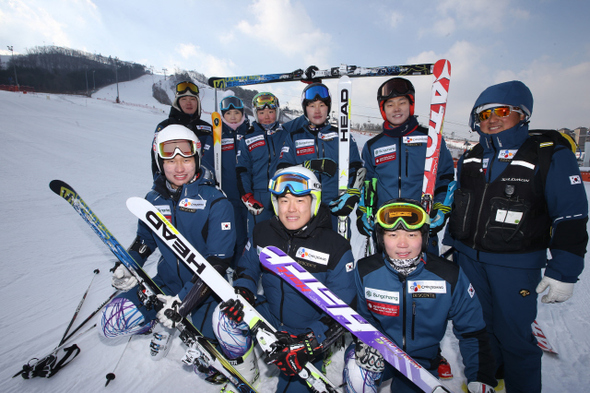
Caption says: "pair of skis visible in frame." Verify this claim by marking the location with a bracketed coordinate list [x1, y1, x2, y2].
[49, 180, 257, 393]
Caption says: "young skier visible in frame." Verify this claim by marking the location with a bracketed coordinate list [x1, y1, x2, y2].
[356, 77, 455, 253]
[345, 200, 496, 393]
[445, 80, 588, 392]
[236, 92, 291, 239]
[277, 83, 364, 232]
[202, 95, 250, 270]
[101, 125, 235, 365]
[213, 166, 356, 392]
[151, 80, 212, 177]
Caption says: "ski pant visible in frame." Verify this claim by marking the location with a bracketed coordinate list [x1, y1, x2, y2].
[455, 252, 543, 393]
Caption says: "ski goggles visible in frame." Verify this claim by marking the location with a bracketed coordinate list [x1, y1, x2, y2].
[175, 81, 199, 95]
[220, 96, 244, 112]
[269, 172, 314, 196]
[157, 139, 200, 159]
[375, 202, 430, 231]
[253, 93, 279, 110]
[476, 104, 524, 122]
[378, 78, 414, 101]
[302, 84, 330, 101]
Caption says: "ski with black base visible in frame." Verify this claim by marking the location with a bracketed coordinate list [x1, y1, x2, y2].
[126, 196, 339, 393]
[48, 180, 257, 393]
[259, 246, 454, 393]
[208, 63, 434, 88]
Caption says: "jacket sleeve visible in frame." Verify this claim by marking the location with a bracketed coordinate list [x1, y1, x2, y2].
[236, 138, 253, 197]
[233, 239, 261, 296]
[544, 147, 588, 282]
[450, 269, 496, 386]
[276, 133, 296, 170]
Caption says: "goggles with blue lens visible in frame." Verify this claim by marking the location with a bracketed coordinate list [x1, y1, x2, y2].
[220, 96, 244, 112]
[269, 172, 313, 196]
[375, 202, 430, 231]
[302, 84, 330, 102]
[253, 93, 279, 110]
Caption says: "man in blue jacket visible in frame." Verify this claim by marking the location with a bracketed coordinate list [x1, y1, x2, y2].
[212, 166, 356, 392]
[101, 125, 235, 363]
[445, 80, 588, 392]
[345, 199, 496, 393]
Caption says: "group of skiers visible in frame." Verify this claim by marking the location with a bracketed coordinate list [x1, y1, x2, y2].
[99, 74, 588, 393]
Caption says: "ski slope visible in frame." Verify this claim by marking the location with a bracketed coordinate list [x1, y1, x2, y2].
[0, 75, 588, 392]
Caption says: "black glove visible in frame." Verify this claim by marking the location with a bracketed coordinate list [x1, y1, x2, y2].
[218, 287, 255, 325]
[303, 158, 337, 177]
[235, 287, 255, 305]
[356, 207, 373, 237]
[265, 331, 321, 376]
[429, 202, 451, 236]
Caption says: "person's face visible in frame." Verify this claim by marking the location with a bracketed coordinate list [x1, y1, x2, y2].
[382, 229, 422, 260]
[178, 96, 199, 115]
[479, 108, 525, 135]
[223, 109, 243, 123]
[162, 155, 196, 189]
[257, 108, 277, 125]
[306, 100, 329, 126]
[383, 96, 411, 126]
[277, 193, 312, 230]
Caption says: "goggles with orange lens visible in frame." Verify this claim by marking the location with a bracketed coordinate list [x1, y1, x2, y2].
[375, 202, 430, 231]
[157, 139, 199, 159]
[176, 81, 199, 95]
[253, 93, 279, 110]
[476, 105, 523, 123]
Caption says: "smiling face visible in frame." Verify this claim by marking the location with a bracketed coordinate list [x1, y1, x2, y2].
[383, 96, 411, 127]
[162, 155, 196, 189]
[256, 108, 277, 125]
[277, 193, 312, 230]
[223, 108, 243, 123]
[479, 109, 525, 134]
[382, 229, 423, 260]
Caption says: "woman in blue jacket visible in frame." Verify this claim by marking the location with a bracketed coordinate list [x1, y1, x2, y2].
[345, 200, 496, 393]
[101, 125, 235, 360]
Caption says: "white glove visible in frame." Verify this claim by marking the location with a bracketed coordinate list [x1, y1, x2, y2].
[111, 264, 138, 291]
[354, 341, 385, 373]
[156, 294, 182, 328]
[536, 276, 575, 303]
[467, 381, 495, 393]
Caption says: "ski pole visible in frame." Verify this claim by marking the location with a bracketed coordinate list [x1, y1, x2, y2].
[62, 290, 119, 344]
[59, 269, 100, 346]
[105, 335, 133, 387]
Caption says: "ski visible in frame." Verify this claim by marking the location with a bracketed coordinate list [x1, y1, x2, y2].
[126, 196, 339, 393]
[259, 246, 454, 393]
[532, 320, 557, 354]
[208, 63, 435, 88]
[421, 59, 451, 214]
[49, 180, 257, 393]
[337, 74, 352, 238]
[212, 111, 223, 187]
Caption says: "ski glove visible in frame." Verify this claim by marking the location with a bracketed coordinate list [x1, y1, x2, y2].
[241, 193, 264, 216]
[219, 287, 255, 325]
[467, 382, 495, 393]
[303, 158, 337, 177]
[536, 276, 575, 303]
[429, 202, 452, 236]
[356, 208, 374, 237]
[265, 331, 321, 376]
[329, 188, 360, 216]
[354, 341, 384, 373]
[156, 294, 182, 328]
[111, 264, 138, 291]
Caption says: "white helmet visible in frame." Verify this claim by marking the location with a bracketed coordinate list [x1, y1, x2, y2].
[269, 166, 322, 218]
[153, 124, 201, 173]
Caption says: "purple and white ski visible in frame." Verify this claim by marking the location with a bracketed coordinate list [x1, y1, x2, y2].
[259, 246, 453, 393]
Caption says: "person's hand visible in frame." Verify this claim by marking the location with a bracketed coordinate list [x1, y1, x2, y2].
[429, 202, 451, 236]
[536, 276, 575, 303]
[111, 264, 138, 291]
[303, 158, 337, 177]
[467, 381, 495, 393]
[354, 341, 384, 373]
[329, 189, 360, 216]
[241, 193, 264, 216]
[265, 331, 320, 376]
[156, 294, 182, 328]
[356, 209, 373, 237]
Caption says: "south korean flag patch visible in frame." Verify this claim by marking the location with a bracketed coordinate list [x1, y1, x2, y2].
[570, 175, 582, 185]
[221, 222, 231, 231]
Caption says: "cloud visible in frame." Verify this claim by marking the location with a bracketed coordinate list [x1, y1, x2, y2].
[434, 0, 530, 33]
[171, 43, 236, 78]
[235, 0, 332, 66]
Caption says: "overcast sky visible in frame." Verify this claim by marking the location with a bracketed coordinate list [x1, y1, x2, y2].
[1, 0, 589, 140]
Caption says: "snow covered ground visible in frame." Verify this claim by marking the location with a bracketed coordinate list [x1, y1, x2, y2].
[1, 75, 589, 392]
